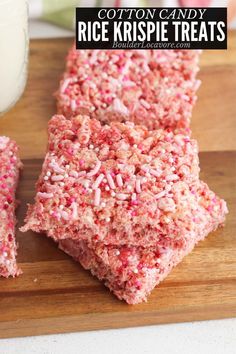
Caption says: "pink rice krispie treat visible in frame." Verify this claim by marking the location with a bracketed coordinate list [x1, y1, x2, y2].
[59, 179, 226, 304]
[21, 115, 227, 303]
[56, 48, 201, 133]
[22, 114, 201, 248]
[0, 137, 22, 277]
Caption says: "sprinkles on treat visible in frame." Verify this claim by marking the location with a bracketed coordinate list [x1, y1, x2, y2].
[0, 137, 22, 278]
[21, 114, 228, 303]
[56, 48, 201, 134]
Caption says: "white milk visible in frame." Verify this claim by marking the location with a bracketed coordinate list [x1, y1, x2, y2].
[0, 0, 28, 115]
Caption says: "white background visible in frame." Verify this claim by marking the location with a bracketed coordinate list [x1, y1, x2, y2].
[0, 19, 235, 354]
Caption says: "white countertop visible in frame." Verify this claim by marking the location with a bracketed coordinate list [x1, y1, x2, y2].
[0, 20, 235, 354]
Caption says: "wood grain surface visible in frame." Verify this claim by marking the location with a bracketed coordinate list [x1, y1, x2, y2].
[0, 32, 235, 338]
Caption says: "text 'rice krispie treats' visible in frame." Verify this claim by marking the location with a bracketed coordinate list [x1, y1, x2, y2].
[0, 137, 22, 277]
[21, 115, 228, 303]
[56, 48, 201, 134]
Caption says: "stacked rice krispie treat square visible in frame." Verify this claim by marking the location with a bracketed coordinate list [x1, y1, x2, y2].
[56, 48, 201, 134]
[22, 115, 227, 303]
[0, 136, 22, 277]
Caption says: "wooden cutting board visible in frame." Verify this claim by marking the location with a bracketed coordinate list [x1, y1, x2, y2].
[0, 32, 236, 338]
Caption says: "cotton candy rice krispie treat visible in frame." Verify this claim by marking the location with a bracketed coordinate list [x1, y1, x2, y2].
[59, 179, 227, 304]
[56, 48, 201, 133]
[21, 115, 228, 303]
[21, 114, 203, 248]
[0, 137, 22, 277]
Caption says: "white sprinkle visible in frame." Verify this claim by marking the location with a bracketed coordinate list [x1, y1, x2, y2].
[83, 179, 90, 188]
[60, 78, 71, 93]
[133, 268, 138, 274]
[131, 193, 137, 201]
[142, 177, 147, 183]
[46, 171, 51, 177]
[95, 147, 100, 153]
[141, 165, 149, 173]
[44, 176, 49, 181]
[115, 250, 120, 256]
[71, 99, 77, 112]
[89, 144, 94, 149]
[92, 173, 104, 189]
[61, 210, 69, 220]
[87, 160, 101, 177]
[65, 165, 70, 169]
[69, 170, 79, 178]
[71, 202, 78, 220]
[133, 144, 138, 148]
[88, 188, 93, 194]
[116, 193, 129, 200]
[64, 173, 69, 178]
[77, 171, 86, 177]
[9, 151, 13, 157]
[111, 191, 116, 197]
[101, 202, 106, 208]
[166, 174, 179, 181]
[60, 182, 65, 187]
[59, 205, 64, 210]
[106, 172, 116, 189]
[116, 174, 123, 187]
[135, 179, 141, 194]
[51, 175, 64, 182]
[3, 252, 8, 257]
[105, 186, 110, 191]
[49, 162, 65, 174]
[155, 191, 166, 199]
[127, 185, 132, 191]
[105, 217, 111, 222]
[94, 188, 101, 206]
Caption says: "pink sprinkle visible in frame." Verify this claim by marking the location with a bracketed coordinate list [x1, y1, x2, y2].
[51, 175, 64, 182]
[92, 173, 104, 189]
[94, 188, 101, 206]
[106, 172, 116, 189]
[87, 160, 101, 177]
[79, 159, 85, 166]
[135, 179, 141, 194]
[37, 192, 53, 199]
[116, 174, 123, 187]
[140, 99, 150, 109]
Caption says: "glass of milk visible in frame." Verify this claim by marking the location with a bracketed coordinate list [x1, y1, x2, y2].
[0, 0, 29, 115]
